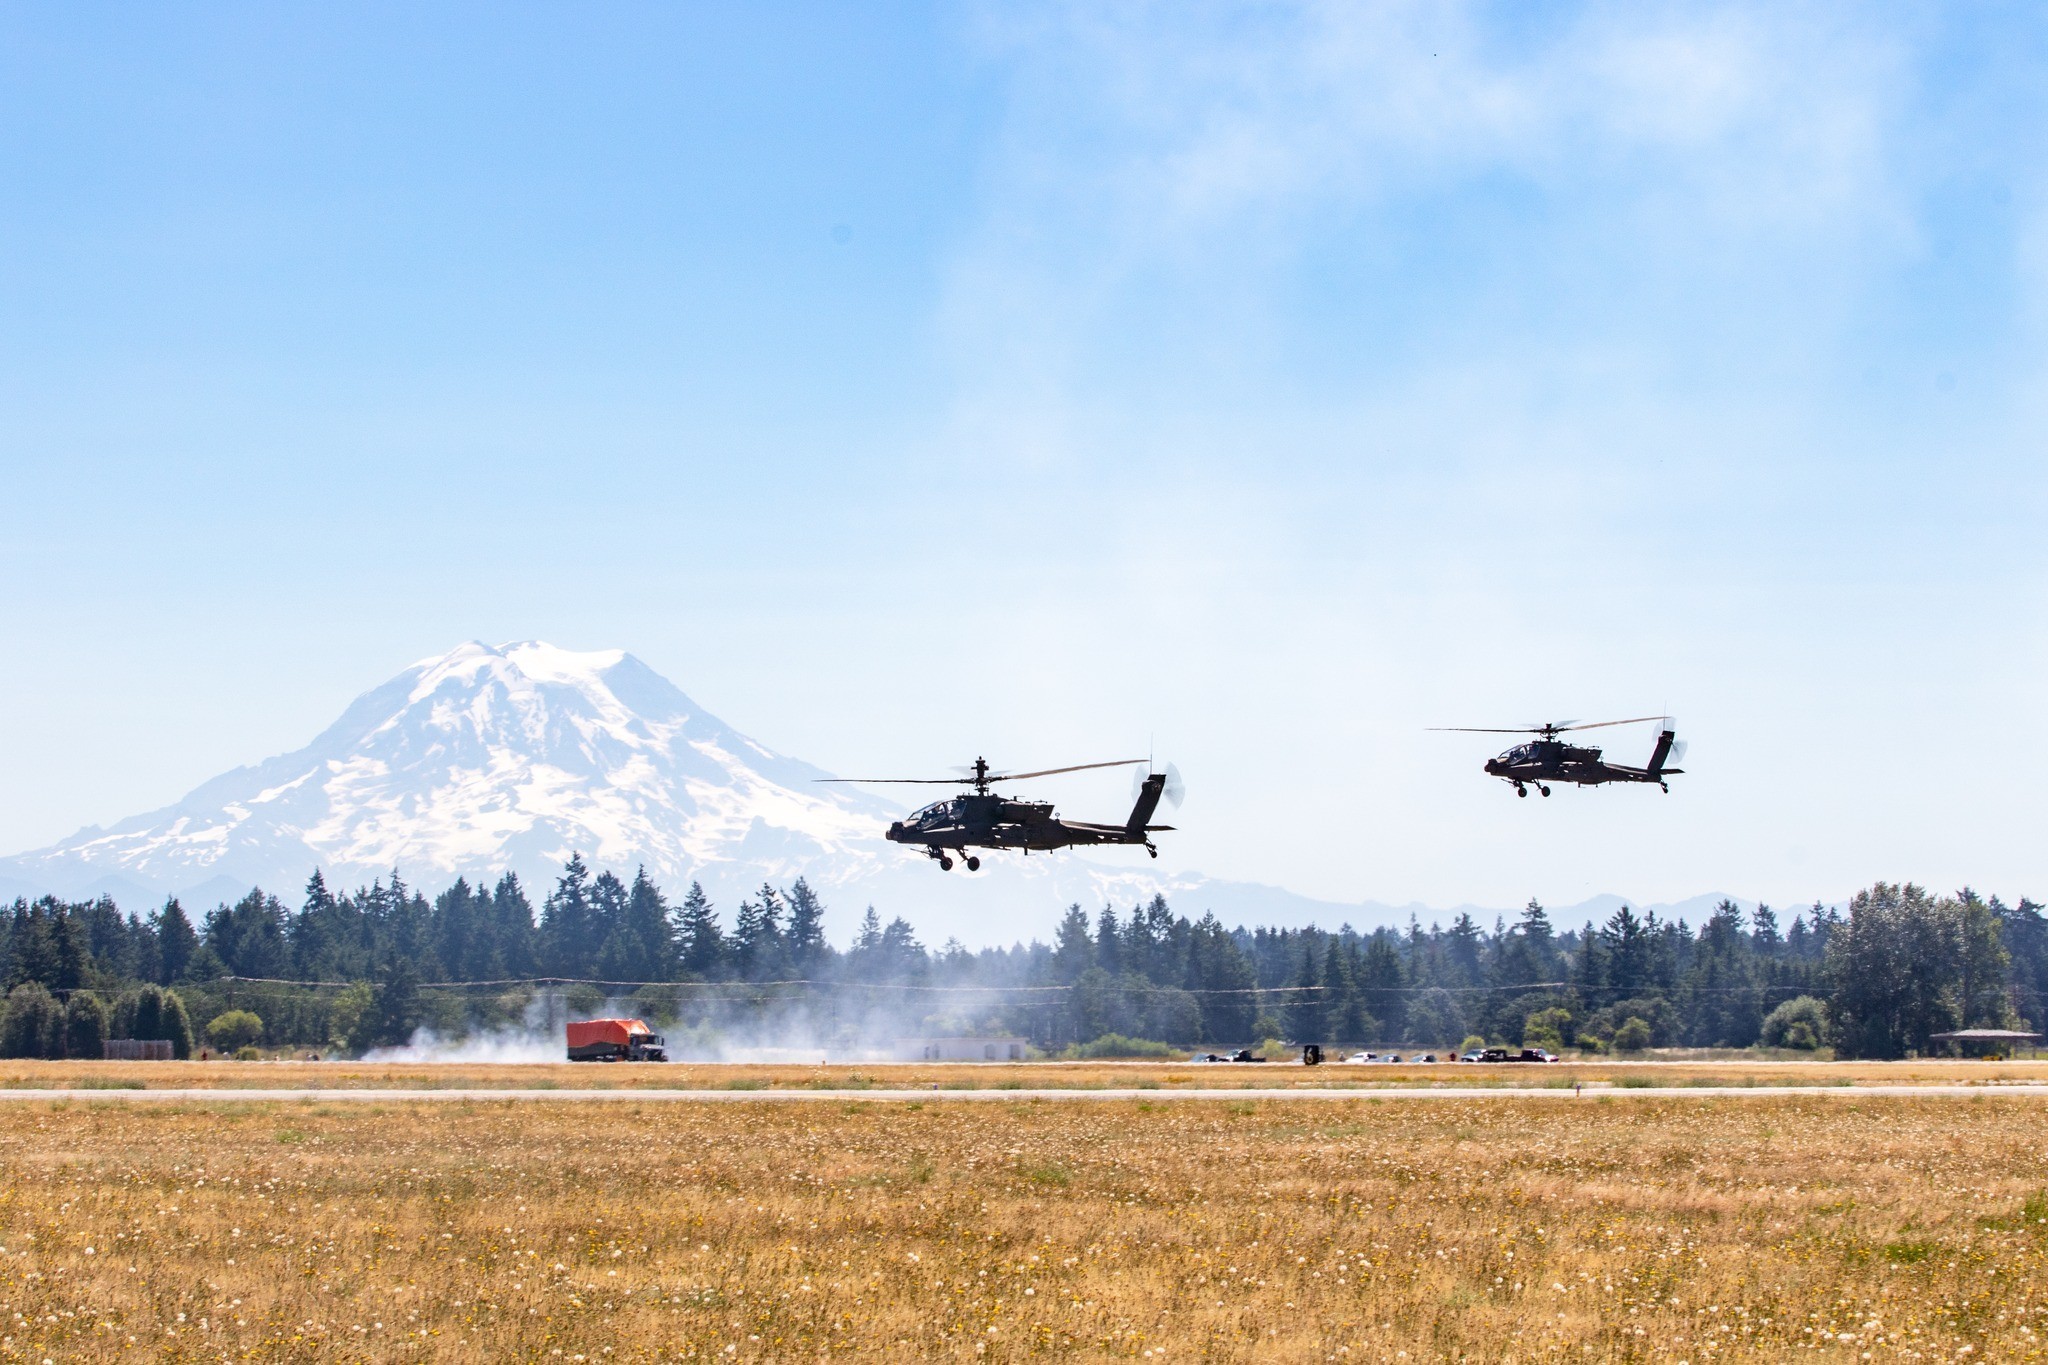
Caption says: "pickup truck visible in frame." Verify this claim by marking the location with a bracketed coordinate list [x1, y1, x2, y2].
[1473, 1047, 1558, 1063]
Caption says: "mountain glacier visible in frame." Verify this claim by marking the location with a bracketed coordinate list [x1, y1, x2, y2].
[0, 642, 1359, 944]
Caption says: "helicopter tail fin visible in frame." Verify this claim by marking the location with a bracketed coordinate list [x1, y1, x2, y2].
[1125, 773, 1167, 836]
[1646, 728, 1678, 775]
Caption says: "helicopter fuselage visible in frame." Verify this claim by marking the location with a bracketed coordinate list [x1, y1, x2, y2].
[885, 774, 1174, 869]
[1483, 734, 1681, 796]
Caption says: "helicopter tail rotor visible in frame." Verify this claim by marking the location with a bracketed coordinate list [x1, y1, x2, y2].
[1134, 761, 1186, 810]
[1646, 720, 1685, 775]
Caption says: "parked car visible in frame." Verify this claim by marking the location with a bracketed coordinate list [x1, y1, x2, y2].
[1458, 1050, 1485, 1062]
[1344, 1051, 1376, 1064]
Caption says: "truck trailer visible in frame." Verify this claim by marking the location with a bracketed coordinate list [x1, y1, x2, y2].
[565, 1018, 669, 1062]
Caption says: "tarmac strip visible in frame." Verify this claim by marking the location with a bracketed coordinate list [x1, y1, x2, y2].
[3, 1085, 2046, 1102]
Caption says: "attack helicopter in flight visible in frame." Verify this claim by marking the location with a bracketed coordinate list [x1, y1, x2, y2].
[1432, 715, 1685, 797]
[819, 756, 1182, 871]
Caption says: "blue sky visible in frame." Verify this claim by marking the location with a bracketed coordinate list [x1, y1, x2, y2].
[3, 2, 2044, 915]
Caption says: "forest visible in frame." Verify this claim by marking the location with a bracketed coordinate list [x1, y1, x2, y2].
[0, 856, 2040, 1061]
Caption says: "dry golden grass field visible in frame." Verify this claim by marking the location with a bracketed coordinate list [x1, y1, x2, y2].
[2, 1057, 2045, 1092]
[0, 1089, 2043, 1361]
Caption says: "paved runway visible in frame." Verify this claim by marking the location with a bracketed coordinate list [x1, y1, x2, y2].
[4, 1084, 2046, 1102]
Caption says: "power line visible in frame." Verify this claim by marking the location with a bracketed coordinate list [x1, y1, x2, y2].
[200, 973, 1824, 1000]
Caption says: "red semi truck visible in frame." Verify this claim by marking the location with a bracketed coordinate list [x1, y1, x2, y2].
[565, 1018, 669, 1062]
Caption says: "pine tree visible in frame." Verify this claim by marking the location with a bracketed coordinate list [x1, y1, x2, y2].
[1359, 934, 1407, 1041]
[1572, 921, 1608, 1006]
[51, 905, 89, 991]
[1316, 937, 1359, 1045]
[588, 872, 629, 962]
[855, 908, 884, 951]
[6, 901, 56, 986]
[879, 918, 926, 983]
[1184, 913, 1258, 1044]
[83, 898, 135, 981]
[1443, 913, 1484, 989]
[540, 855, 594, 977]
[732, 886, 787, 981]
[432, 878, 481, 982]
[1600, 905, 1654, 1002]
[1500, 899, 1559, 987]
[382, 872, 443, 981]
[1095, 908, 1122, 975]
[675, 883, 727, 979]
[1134, 895, 1177, 983]
[625, 867, 678, 979]
[1051, 905, 1093, 983]
[490, 874, 537, 977]
[784, 880, 827, 975]
[1284, 936, 1321, 1042]
[1680, 900, 1760, 1046]
[204, 890, 290, 979]
[373, 959, 422, 1048]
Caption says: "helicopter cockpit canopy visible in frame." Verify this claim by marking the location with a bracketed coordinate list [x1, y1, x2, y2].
[905, 801, 952, 828]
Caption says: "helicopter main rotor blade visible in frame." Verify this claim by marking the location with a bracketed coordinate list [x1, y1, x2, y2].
[1552, 715, 1669, 733]
[1431, 714, 1668, 735]
[814, 777, 970, 784]
[990, 758, 1148, 783]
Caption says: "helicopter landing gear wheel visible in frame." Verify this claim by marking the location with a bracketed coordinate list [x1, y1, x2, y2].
[1539, 785, 1551, 797]
[1145, 842, 1159, 859]
[938, 856, 953, 871]
[1660, 781, 1669, 793]
[964, 856, 981, 871]
[1515, 785, 1527, 798]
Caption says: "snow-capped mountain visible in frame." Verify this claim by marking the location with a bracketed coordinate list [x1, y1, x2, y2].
[0, 642, 1361, 944]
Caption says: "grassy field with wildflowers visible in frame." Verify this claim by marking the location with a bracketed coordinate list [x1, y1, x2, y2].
[0, 1091, 2044, 1360]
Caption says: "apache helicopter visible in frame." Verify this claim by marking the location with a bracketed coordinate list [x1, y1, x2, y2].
[1432, 715, 1686, 797]
[819, 756, 1182, 871]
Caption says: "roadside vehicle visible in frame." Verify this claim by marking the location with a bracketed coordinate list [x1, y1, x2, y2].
[566, 1018, 668, 1062]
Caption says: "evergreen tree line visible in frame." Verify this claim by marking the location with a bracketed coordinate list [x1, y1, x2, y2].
[1, 864, 2039, 1060]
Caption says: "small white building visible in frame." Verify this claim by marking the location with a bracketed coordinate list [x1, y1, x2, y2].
[894, 1037, 1028, 1062]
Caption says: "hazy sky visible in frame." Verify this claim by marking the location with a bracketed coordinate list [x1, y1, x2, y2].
[4, 3, 2044, 915]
